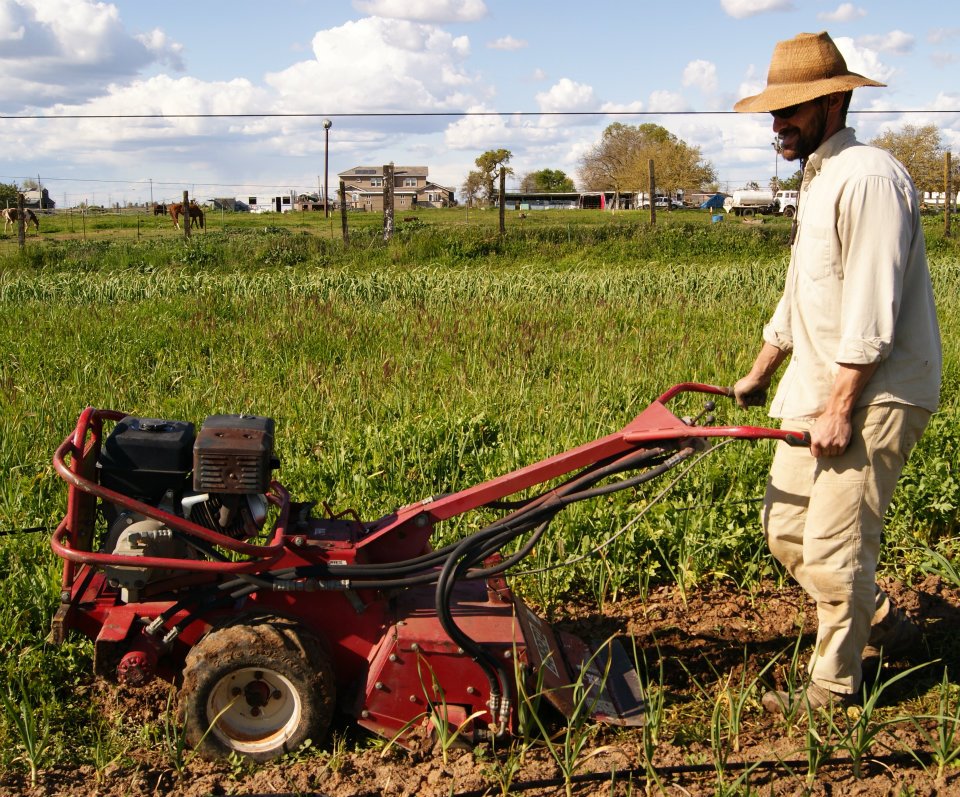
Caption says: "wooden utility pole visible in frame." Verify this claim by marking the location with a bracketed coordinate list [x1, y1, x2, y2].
[16, 192, 25, 249]
[498, 169, 506, 235]
[339, 180, 349, 245]
[182, 190, 191, 239]
[383, 163, 394, 242]
[648, 159, 656, 225]
[946, 151, 952, 239]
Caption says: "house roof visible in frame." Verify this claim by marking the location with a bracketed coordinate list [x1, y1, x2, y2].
[339, 165, 428, 178]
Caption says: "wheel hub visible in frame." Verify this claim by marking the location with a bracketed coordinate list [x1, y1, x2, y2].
[207, 666, 303, 754]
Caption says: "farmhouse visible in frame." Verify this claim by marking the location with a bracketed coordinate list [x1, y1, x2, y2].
[339, 165, 455, 212]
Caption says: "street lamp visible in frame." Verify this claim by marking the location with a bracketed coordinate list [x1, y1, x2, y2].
[323, 119, 332, 218]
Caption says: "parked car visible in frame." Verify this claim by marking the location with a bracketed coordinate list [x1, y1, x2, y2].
[641, 197, 682, 210]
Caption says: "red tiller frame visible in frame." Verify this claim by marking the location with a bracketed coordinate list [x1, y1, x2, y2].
[51, 382, 804, 584]
[358, 383, 805, 551]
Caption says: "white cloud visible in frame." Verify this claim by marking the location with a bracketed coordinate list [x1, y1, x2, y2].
[535, 78, 594, 113]
[856, 30, 914, 55]
[0, 0, 186, 110]
[443, 109, 511, 151]
[487, 35, 527, 51]
[931, 51, 959, 69]
[599, 100, 644, 113]
[135, 29, 185, 71]
[266, 18, 479, 114]
[531, 67, 547, 81]
[928, 28, 960, 45]
[818, 3, 866, 23]
[833, 36, 895, 84]
[720, 0, 794, 19]
[352, 0, 487, 23]
[647, 91, 688, 113]
[443, 102, 585, 158]
[2, 74, 270, 174]
[682, 60, 718, 94]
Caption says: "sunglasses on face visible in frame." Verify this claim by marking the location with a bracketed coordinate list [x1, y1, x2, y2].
[770, 104, 801, 120]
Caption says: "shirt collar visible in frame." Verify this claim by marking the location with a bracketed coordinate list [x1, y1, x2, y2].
[805, 127, 857, 177]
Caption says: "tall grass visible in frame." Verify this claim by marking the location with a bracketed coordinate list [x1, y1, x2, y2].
[0, 211, 957, 781]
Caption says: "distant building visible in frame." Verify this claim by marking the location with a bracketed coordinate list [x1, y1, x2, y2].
[339, 166, 455, 211]
[23, 189, 55, 209]
[246, 191, 297, 214]
[501, 191, 581, 210]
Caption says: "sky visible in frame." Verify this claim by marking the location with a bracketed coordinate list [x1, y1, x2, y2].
[0, 0, 957, 207]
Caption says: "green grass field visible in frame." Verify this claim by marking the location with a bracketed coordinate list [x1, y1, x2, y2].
[1, 207, 958, 785]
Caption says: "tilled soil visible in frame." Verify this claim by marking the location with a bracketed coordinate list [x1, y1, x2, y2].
[3, 576, 959, 796]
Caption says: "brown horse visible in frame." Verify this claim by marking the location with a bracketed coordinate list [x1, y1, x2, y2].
[152, 203, 167, 216]
[169, 201, 205, 230]
[2, 207, 39, 232]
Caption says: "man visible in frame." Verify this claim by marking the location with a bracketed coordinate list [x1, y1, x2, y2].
[732, 32, 941, 713]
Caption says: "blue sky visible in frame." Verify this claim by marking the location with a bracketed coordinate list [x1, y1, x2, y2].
[1, 0, 957, 207]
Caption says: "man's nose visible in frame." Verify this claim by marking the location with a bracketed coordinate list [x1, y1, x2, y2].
[772, 116, 789, 134]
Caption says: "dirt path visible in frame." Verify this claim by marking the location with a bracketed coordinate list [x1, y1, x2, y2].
[3, 577, 958, 796]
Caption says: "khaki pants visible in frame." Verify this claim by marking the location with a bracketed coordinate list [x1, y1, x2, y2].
[762, 403, 930, 694]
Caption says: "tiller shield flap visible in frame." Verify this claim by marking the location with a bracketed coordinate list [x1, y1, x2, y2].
[514, 599, 646, 728]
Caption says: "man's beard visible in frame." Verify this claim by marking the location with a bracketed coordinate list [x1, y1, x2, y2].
[778, 100, 829, 161]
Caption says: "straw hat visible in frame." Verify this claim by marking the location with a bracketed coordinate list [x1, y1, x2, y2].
[734, 31, 885, 113]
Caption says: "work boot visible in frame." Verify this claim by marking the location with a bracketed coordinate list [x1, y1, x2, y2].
[762, 681, 857, 715]
[861, 604, 923, 662]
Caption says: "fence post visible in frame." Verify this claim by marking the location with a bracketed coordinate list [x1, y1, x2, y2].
[383, 163, 394, 242]
[498, 169, 506, 235]
[183, 190, 191, 239]
[648, 159, 656, 226]
[339, 180, 349, 245]
[16, 192, 25, 249]
[946, 151, 952, 239]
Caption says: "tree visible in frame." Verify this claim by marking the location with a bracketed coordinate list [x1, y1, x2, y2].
[870, 124, 950, 194]
[778, 169, 803, 191]
[0, 182, 20, 207]
[578, 123, 716, 205]
[474, 149, 512, 205]
[460, 170, 484, 207]
[519, 168, 576, 193]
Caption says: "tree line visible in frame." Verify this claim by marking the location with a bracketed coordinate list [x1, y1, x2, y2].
[460, 121, 958, 207]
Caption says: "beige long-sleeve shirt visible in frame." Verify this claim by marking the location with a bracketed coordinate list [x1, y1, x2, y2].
[763, 127, 941, 419]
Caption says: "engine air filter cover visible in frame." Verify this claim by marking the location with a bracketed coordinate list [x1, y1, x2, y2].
[193, 414, 275, 494]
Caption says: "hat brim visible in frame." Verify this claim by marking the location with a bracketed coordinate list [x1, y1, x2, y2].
[733, 73, 885, 113]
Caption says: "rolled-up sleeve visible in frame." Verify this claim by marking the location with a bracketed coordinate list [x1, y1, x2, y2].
[763, 292, 794, 352]
[834, 174, 910, 364]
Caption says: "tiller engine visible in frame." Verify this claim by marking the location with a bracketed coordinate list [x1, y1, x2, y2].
[49, 384, 806, 760]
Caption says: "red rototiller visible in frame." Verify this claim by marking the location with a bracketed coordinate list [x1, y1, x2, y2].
[49, 383, 806, 760]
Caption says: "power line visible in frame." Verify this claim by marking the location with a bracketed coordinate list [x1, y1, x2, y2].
[0, 174, 315, 191]
[1, 109, 958, 121]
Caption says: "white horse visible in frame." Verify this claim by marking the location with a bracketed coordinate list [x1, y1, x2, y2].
[2, 207, 39, 232]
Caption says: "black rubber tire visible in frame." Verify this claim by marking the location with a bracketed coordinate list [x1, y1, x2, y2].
[783, 206, 796, 218]
[180, 617, 335, 761]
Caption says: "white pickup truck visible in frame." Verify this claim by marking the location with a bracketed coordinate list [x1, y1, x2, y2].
[775, 190, 798, 217]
